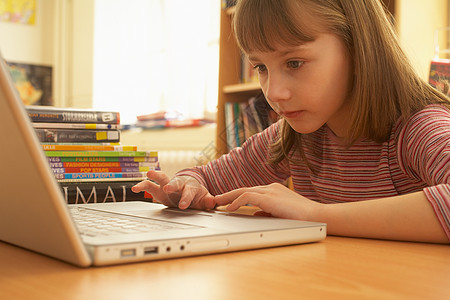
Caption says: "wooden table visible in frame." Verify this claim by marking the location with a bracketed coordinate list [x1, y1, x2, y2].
[0, 236, 448, 299]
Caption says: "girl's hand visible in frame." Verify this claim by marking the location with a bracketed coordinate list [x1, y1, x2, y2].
[214, 183, 321, 220]
[131, 170, 215, 210]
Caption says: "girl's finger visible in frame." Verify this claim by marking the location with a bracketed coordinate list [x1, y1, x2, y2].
[146, 170, 171, 186]
[131, 179, 159, 193]
[214, 188, 253, 206]
[226, 195, 251, 211]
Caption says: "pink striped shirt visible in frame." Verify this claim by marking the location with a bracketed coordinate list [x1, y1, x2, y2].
[178, 105, 450, 240]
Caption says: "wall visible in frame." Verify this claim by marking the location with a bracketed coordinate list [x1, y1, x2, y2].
[69, 0, 94, 108]
[0, 0, 94, 108]
[52, 0, 94, 108]
[396, 0, 448, 79]
[0, 0, 53, 65]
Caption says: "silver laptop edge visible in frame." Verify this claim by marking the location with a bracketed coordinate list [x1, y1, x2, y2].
[0, 57, 92, 266]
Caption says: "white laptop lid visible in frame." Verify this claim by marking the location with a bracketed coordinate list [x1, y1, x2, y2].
[0, 57, 92, 266]
[0, 56, 326, 267]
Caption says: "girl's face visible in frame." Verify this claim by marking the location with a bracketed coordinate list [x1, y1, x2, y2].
[248, 33, 353, 137]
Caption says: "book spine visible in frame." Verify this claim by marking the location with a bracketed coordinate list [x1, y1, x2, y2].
[47, 156, 158, 163]
[248, 96, 264, 132]
[233, 102, 245, 147]
[26, 107, 120, 124]
[165, 119, 202, 128]
[35, 128, 120, 143]
[44, 150, 157, 157]
[47, 161, 159, 168]
[224, 102, 236, 150]
[53, 171, 148, 180]
[41, 144, 137, 151]
[252, 93, 277, 129]
[239, 102, 251, 141]
[57, 177, 153, 183]
[32, 122, 119, 130]
[51, 166, 156, 174]
[135, 118, 203, 129]
[242, 100, 259, 139]
[224, 94, 278, 148]
[59, 181, 152, 204]
[135, 119, 166, 128]
[429, 60, 450, 93]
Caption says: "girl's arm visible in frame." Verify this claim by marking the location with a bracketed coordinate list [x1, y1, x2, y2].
[317, 190, 449, 243]
[215, 184, 449, 244]
[177, 121, 291, 195]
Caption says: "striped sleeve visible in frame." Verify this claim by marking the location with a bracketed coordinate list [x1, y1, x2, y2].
[399, 105, 450, 239]
[176, 121, 291, 195]
[423, 184, 450, 239]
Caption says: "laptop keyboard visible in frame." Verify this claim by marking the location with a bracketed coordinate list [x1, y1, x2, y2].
[70, 207, 197, 237]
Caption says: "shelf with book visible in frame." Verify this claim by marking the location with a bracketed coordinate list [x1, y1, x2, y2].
[216, 4, 262, 157]
[223, 93, 277, 151]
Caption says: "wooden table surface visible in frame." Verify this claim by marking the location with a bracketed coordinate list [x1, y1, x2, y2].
[1, 235, 449, 300]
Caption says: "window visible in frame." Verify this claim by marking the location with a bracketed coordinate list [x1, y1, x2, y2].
[92, 0, 220, 124]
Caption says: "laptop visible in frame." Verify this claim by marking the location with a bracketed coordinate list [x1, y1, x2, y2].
[0, 57, 326, 267]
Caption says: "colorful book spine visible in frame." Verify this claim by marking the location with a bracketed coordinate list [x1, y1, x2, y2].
[248, 96, 264, 132]
[35, 128, 120, 143]
[135, 118, 205, 129]
[224, 93, 278, 149]
[48, 161, 159, 168]
[32, 122, 119, 130]
[429, 60, 450, 96]
[41, 144, 137, 151]
[53, 171, 148, 180]
[44, 150, 156, 157]
[26, 106, 120, 124]
[240, 101, 259, 140]
[57, 177, 152, 183]
[224, 102, 237, 150]
[51, 166, 155, 174]
[233, 102, 242, 147]
[47, 156, 158, 163]
[59, 180, 152, 204]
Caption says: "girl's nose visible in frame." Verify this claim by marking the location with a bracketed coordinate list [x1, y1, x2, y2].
[263, 73, 291, 103]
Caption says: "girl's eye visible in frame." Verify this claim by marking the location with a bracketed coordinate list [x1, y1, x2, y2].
[253, 64, 267, 73]
[287, 61, 304, 69]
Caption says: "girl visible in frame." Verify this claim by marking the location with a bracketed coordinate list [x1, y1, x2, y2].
[132, 0, 450, 243]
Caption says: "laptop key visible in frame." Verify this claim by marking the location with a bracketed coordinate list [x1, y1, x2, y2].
[69, 207, 198, 237]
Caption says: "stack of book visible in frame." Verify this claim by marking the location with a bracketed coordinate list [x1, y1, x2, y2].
[26, 106, 159, 204]
[224, 93, 278, 150]
[120, 111, 212, 130]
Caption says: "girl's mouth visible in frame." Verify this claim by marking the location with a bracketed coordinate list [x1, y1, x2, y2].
[280, 110, 304, 119]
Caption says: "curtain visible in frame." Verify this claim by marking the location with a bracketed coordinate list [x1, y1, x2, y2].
[92, 0, 220, 124]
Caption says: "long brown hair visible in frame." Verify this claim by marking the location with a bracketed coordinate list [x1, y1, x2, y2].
[233, 0, 450, 165]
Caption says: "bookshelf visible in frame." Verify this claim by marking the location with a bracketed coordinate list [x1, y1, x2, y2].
[216, 6, 261, 157]
[215, 0, 397, 157]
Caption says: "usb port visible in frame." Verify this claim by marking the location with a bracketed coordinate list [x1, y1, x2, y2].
[120, 248, 136, 258]
[144, 246, 159, 255]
